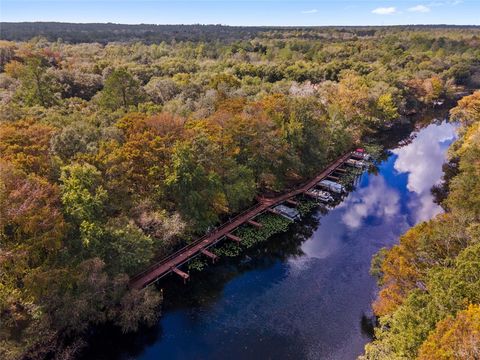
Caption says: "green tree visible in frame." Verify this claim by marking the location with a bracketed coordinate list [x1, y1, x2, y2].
[60, 162, 108, 225]
[60, 162, 108, 251]
[97, 68, 144, 111]
[376, 93, 399, 123]
[104, 217, 154, 275]
[50, 120, 101, 162]
[165, 139, 227, 231]
[6, 56, 58, 107]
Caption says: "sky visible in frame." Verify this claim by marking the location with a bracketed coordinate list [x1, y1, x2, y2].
[1, 0, 478, 26]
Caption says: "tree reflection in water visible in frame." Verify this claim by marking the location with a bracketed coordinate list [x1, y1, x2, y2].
[82, 115, 457, 360]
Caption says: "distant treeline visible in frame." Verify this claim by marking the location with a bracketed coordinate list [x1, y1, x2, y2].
[1, 22, 479, 43]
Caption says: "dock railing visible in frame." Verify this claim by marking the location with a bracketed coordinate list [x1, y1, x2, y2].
[130, 150, 354, 286]
[129, 202, 262, 283]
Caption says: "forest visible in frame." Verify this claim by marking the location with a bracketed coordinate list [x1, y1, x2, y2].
[2, 22, 477, 44]
[0, 25, 479, 359]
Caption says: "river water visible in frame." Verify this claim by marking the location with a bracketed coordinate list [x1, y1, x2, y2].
[87, 119, 457, 360]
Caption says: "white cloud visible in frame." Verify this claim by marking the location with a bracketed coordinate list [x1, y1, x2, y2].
[372, 7, 397, 15]
[392, 121, 457, 223]
[393, 122, 456, 194]
[408, 5, 431, 12]
[301, 9, 318, 14]
[429, 0, 463, 6]
[340, 176, 401, 230]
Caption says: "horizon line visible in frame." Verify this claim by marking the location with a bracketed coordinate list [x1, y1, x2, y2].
[2, 21, 479, 27]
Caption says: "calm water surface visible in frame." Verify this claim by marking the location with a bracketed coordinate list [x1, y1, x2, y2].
[89, 120, 457, 360]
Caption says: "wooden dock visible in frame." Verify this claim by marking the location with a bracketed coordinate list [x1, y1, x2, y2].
[130, 151, 354, 289]
[200, 248, 218, 263]
[226, 233, 242, 243]
[247, 219, 263, 228]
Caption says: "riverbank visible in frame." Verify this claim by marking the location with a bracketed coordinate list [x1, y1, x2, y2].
[81, 108, 459, 359]
[363, 91, 480, 360]
[130, 97, 462, 290]
[130, 150, 364, 288]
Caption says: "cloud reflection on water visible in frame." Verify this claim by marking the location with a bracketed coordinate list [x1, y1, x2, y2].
[218, 120, 459, 360]
[294, 175, 407, 265]
[131, 121, 459, 360]
[392, 121, 457, 223]
[294, 120, 457, 263]
[340, 176, 400, 230]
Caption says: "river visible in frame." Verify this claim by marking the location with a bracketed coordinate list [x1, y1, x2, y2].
[85, 118, 457, 360]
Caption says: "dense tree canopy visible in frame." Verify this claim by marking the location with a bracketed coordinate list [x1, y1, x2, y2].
[0, 26, 479, 359]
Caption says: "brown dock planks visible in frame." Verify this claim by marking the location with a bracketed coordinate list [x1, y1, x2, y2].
[130, 151, 353, 289]
[247, 219, 263, 228]
[172, 267, 189, 282]
[200, 248, 218, 262]
[226, 233, 242, 242]
[285, 199, 298, 206]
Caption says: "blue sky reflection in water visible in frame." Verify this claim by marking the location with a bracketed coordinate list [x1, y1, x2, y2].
[131, 120, 457, 360]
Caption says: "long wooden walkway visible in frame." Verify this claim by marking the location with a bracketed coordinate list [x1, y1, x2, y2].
[130, 151, 353, 289]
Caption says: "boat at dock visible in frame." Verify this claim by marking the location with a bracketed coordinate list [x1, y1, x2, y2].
[352, 148, 370, 161]
[346, 158, 367, 168]
[317, 179, 345, 194]
[273, 204, 301, 221]
[305, 188, 335, 203]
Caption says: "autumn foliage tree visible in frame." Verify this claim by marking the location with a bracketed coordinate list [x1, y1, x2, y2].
[418, 304, 480, 360]
[0, 119, 56, 177]
[364, 91, 480, 359]
[0, 28, 479, 359]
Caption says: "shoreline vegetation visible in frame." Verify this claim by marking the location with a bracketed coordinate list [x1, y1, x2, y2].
[362, 90, 480, 360]
[0, 24, 479, 359]
[186, 197, 335, 273]
[183, 149, 373, 276]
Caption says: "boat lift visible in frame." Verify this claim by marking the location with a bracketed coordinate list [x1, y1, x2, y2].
[351, 148, 370, 161]
[346, 158, 367, 168]
[273, 204, 301, 221]
[317, 179, 345, 194]
[305, 188, 335, 203]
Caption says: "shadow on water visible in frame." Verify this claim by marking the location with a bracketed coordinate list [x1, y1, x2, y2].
[82, 113, 457, 360]
[360, 314, 377, 340]
[83, 182, 375, 360]
[82, 210, 326, 360]
[162, 209, 324, 311]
